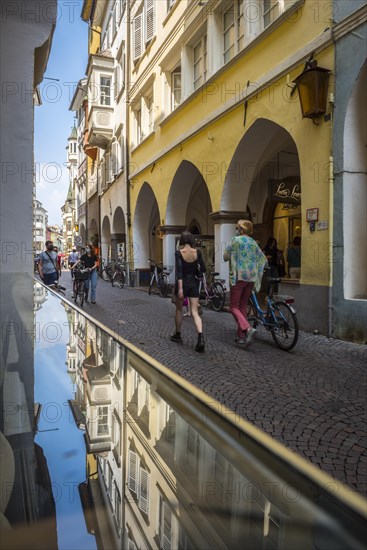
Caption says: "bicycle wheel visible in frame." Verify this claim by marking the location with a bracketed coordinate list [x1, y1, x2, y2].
[112, 272, 125, 289]
[247, 297, 259, 328]
[101, 269, 110, 281]
[75, 281, 84, 307]
[148, 277, 154, 295]
[270, 301, 299, 351]
[211, 282, 226, 312]
[73, 280, 78, 303]
[159, 274, 169, 298]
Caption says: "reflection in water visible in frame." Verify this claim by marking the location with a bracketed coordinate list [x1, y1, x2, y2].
[2, 281, 365, 549]
[34, 287, 97, 550]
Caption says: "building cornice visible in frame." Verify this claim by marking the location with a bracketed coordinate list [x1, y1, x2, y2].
[333, 4, 367, 42]
[130, 27, 333, 180]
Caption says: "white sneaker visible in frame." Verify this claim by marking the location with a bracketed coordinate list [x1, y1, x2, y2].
[245, 327, 257, 346]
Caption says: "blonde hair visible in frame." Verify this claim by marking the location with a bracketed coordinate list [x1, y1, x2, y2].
[237, 219, 253, 235]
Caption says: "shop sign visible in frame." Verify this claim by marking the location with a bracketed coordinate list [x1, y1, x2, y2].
[269, 178, 301, 205]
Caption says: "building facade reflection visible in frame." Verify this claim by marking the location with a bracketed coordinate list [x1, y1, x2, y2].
[61, 305, 366, 550]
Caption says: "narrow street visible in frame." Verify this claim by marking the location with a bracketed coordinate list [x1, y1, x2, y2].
[56, 272, 367, 497]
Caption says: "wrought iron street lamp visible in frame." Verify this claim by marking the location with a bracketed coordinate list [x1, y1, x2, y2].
[293, 60, 330, 120]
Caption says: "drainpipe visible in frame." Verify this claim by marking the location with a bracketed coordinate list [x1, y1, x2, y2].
[328, 30, 336, 339]
[125, 1, 132, 276]
[328, 153, 334, 338]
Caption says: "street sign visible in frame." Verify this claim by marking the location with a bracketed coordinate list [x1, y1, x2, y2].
[74, 235, 83, 246]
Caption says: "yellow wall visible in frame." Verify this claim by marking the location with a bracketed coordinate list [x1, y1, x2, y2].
[129, 3, 334, 288]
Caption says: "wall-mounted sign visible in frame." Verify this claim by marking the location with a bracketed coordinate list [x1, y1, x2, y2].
[269, 178, 301, 205]
[74, 235, 83, 246]
[306, 208, 319, 222]
[317, 220, 328, 230]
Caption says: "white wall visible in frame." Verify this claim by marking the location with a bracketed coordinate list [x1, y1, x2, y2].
[0, 0, 56, 274]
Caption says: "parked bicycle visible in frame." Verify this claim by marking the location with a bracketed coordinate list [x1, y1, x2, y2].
[198, 267, 226, 312]
[148, 259, 170, 297]
[247, 270, 299, 351]
[100, 258, 113, 282]
[112, 260, 126, 288]
[73, 265, 90, 307]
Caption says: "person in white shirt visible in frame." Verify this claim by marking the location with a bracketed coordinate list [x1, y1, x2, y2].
[68, 249, 79, 278]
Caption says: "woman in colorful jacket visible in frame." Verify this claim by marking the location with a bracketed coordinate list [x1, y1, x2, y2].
[223, 220, 267, 346]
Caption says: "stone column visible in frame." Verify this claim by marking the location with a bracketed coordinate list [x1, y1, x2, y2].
[160, 225, 186, 283]
[210, 211, 251, 285]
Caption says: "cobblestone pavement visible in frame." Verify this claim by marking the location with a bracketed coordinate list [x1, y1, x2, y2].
[59, 272, 367, 497]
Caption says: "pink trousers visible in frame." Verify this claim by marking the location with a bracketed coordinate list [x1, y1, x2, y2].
[229, 281, 254, 337]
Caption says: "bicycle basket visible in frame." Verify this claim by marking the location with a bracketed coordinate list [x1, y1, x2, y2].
[74, 269, 90, 280]
[157, 265, 163, 274]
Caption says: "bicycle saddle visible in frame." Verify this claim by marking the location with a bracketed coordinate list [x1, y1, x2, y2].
[267, 276, 281, 283]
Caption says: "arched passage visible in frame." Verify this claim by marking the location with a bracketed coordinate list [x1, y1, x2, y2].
[133, 182, 161, 270]
[219, 119, 301, 276]
[165, 160, 214, 267]
[112, 206, 126, 259]
[79, 223, 86, 249]
[89, 218, 98, 246]
[101, 216, 111, 262]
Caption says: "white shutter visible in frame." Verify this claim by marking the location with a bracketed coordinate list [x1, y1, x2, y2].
[161, 501, 172, 550]
[120, 135, 125, 169]
[145, 0, 155, 43]
[138, 468, 150, 515]
[133, 14, 142, 61]
[128, 450, 138, 493]
[112, 141, 118, 175]
[121, 47, 125, 88]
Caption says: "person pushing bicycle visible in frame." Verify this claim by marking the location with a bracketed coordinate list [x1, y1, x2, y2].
[71, 243, 99, 303]
[223, 220, 267, 347]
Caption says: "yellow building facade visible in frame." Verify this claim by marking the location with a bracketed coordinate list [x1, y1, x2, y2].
[128, 0, 335, 332]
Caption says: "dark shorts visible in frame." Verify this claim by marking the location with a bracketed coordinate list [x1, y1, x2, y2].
[175, 277, 200, 299]
[43, 271, 58, 286]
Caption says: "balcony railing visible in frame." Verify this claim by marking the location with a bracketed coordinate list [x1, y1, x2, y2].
[78, 202, 86, 217]
[87, 174, 97, 199]
[78, 158, 87, 179]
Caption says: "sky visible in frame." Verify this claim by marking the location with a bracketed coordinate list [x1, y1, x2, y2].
[35, 290, 97, 549]
[35, 0, 88, 227]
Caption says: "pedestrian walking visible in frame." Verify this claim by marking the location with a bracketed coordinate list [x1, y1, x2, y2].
[223, 220, 267, 346]
[72, 243, 99, 303]
[263, 237, 284, 293]
[171, 231, 206, 352]
[68, 248, 79, 278]
[37, 241, 61, 286]
[287, 236, 301, 279]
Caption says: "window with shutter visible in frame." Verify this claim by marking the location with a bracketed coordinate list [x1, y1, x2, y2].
[160, 499, 172, 550]
[133, 14, 142, 61]
[106, 152, 111, 183]
[111, 142, 118, 176]
[171, 67, 181, 110]
[119, 135, 125, 170]
[128, 449, 138, 493]
[97, 406, 109, 435]
[145, 0, 155, 43]
[138, 468, 150, 515]
[100, 76, 111, 106]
